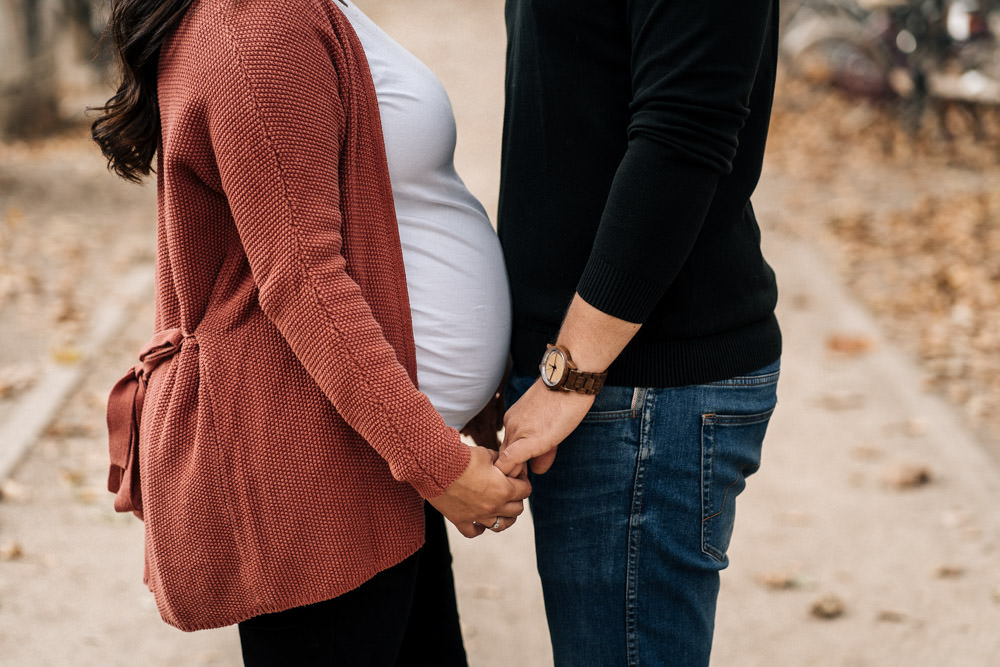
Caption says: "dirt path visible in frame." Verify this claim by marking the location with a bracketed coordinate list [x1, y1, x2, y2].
[1, 1, 999, 665]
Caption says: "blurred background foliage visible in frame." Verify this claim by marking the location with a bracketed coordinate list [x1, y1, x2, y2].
[3, 0, 1000, 140]
[0, 0, 110, 138]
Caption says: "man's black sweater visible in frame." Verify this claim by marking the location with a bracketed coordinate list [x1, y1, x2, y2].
[498, 0, 783, 387]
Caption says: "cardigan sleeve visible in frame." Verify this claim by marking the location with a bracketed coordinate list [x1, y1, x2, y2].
[192, 0, 470, 498]
[576, 0, 775, 324]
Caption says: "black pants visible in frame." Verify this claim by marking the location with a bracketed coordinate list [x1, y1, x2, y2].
[238, 504, 467, 666]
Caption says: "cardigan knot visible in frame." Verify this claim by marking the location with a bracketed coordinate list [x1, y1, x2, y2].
[106, 328, 185, 518]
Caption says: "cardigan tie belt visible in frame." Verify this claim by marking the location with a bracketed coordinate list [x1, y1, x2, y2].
[106, 328, 185, 518]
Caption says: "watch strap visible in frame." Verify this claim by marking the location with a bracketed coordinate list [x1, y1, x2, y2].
[562, 369, 606, 395]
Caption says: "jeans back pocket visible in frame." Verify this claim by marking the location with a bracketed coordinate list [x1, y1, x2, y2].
[701, 407, 774, 563]
[580, 385, 644, 423]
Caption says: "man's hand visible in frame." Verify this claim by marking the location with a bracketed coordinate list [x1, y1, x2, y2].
[429, 446, 532, 538]
[497, 379, 595, 475]
[497, 293, 640, 475]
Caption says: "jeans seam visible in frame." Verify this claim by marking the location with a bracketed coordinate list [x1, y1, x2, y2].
[630, 387, 647, 417]
[625, 389, 653, 666]
[704, 408, 776, 427]
[701, 416, 721, 562]
[702, 368, 781, 387]
[582, 410, 635, 423]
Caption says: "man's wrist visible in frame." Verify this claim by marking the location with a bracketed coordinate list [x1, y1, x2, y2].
[554, 294, 641, 372]
[539, 343, 608, 395]
[552, 337, 612, 375]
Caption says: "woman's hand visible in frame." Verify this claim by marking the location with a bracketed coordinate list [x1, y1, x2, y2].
[428, 446, 532, 538]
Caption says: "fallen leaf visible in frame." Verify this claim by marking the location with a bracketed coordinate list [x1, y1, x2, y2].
[0, 479, 30, 502]
[5, 207, 24, 227]
[59, 469, 88, 488]
[883, 419, 929, 438]
[75, 488, 100, 504]
[850, 445, 883, 461]
[882, 463, 933, 490]
[0, 542, 24, 561]
[810, 594, 845, 620]
[876, 610, 906, 623]
[45, 422, 95, 439]
[778, 511, 813, 527]
[847, 471, 867, 488]
[789, 293, 812, 310]
[826, 333, 877, 356]
[756, 571, 810, 591]
[815, 391, 866, 411]
[51, 345, 83, 365]
[900, 419, 929, 438]
[963, 526, 983, 540]
[84, 390, 107, 410]
[935, 565, 965, 579]
[0, 364, 36, 399]
[53, 296, 83, 324]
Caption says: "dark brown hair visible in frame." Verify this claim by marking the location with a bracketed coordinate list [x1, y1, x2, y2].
[91, 0, 195, 182]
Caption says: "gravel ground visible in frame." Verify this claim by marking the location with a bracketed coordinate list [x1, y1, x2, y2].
[0, 138, 154, 432]
[764, 76, 1000, 456]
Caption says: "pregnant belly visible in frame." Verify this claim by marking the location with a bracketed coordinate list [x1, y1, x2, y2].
[398, 213, 512, 430]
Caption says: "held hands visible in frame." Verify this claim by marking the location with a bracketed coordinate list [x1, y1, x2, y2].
[429, 446, 532, 538]
[496, 379, 595, 476]
[496, 294, 637, 475]
[436, 374, 593, 540]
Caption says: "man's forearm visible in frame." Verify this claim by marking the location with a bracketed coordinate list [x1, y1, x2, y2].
[497, 294, 642, 475]
[556, 293, 641, 373]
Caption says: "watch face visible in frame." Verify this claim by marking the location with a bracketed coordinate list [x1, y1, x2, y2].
[540, 347, 567, 387]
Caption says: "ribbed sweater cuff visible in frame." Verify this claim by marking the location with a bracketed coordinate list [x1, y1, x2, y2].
[577, 251, 661, 324]
[401, 432, 472, 500]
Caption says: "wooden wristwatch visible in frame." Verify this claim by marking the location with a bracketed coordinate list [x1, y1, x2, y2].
[539, 344, 607, 395]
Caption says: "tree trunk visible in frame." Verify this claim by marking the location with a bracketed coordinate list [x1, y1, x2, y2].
[0, 0, 107, 139]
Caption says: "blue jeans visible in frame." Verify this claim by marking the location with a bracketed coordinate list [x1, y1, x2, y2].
[506, 360, 779, 667]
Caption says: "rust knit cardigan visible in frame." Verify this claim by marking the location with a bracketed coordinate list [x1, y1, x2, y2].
[112, 0, 472, 631]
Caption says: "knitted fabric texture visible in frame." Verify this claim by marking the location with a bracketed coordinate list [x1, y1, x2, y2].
[128, 0, 471, 631]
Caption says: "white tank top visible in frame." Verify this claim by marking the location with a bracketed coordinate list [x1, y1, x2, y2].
[338, 1, 512, 430]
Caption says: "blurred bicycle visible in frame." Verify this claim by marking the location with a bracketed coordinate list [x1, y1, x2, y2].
[780, 0, 1000, 138]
